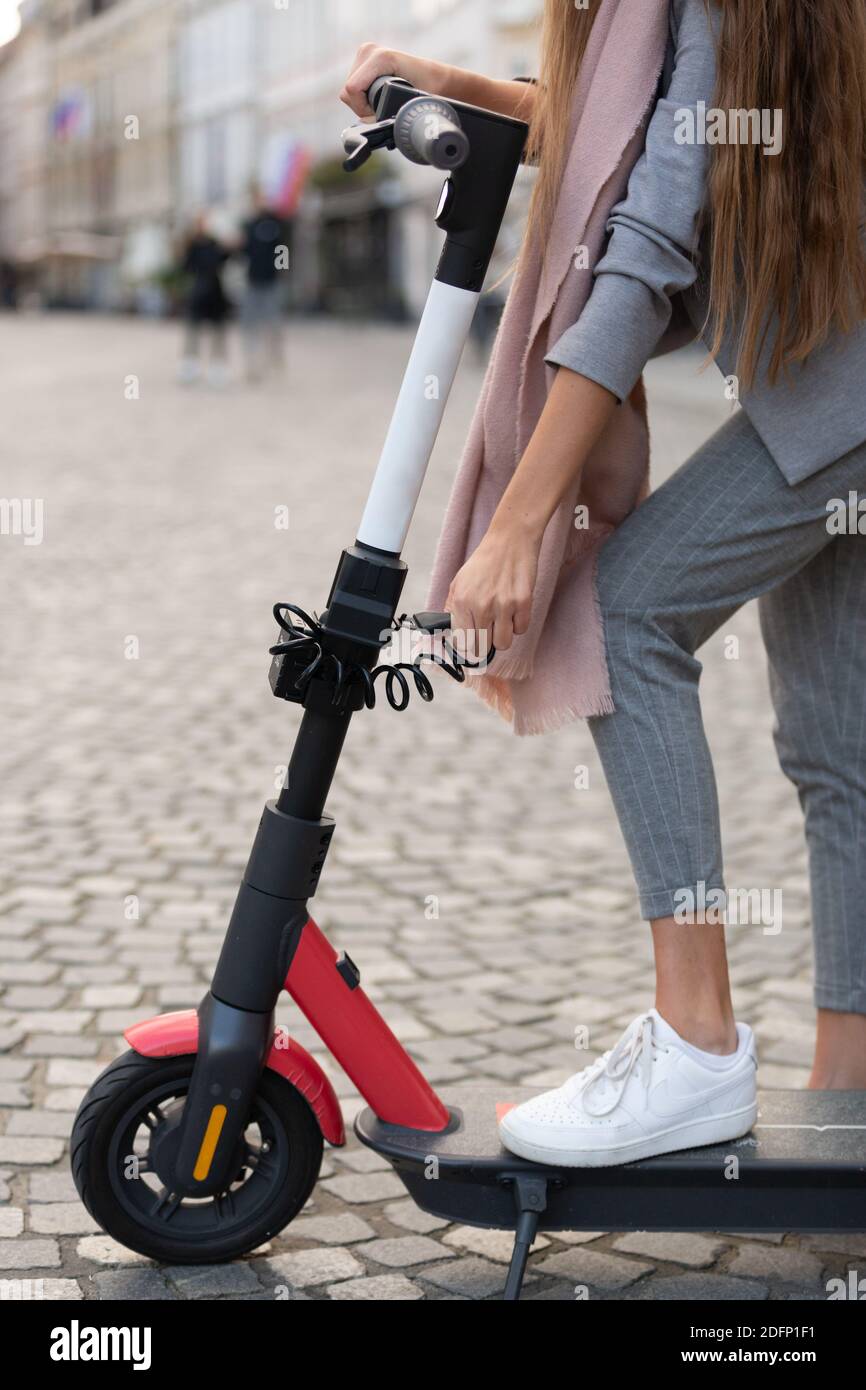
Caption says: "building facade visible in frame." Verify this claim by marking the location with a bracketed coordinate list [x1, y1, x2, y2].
[0, 0, 180, 306]
[0, 0, 541, 313]
[176, 0, 261, 228]
[0, 0, 50, 288]
[261, 0, 539, 316]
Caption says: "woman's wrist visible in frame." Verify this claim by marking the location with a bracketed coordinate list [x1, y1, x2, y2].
[488, 502, 549, 549]
[436, 64, 536, 119]
[391, 51, 454, 100]
[340, 46, 533, 123]
[369, 54, 534, 121]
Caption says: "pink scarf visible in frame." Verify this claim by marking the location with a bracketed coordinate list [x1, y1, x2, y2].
[426, 0, 670, 735]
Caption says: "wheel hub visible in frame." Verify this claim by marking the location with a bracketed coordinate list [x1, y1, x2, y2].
[148, 1101, 248, 1197]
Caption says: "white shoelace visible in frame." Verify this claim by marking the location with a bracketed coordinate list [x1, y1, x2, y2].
[566, 1012, 668, 1118]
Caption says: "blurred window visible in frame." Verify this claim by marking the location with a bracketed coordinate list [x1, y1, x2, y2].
[410, 0, 461, 18]
[205, 118, 228, 203]
[95, 75, 113, 133]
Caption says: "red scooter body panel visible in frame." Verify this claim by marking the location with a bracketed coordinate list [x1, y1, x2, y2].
[124, 1009, 345, 1146]
[285, 918, 450, 1131]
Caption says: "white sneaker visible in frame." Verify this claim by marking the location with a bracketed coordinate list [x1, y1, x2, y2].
[177, 357, 200, 385]
[498, 1008, 758, 1168]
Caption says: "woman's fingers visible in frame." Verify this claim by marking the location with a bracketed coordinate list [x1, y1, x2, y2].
[446, 539, 537, 662]
[491, 610, 514, 654]
[512, 595, 533, 638]
[491, 586, 533, 653]
[339, 43, 396, 118]
[445, 588, 480, 661]
[448, 590, 514, 659]
[445, 592, 471, 656]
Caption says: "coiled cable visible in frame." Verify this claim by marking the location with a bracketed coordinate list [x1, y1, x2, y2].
[269, 603, 494, 712]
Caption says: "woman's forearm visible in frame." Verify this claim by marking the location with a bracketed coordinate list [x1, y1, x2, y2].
[340, 45, 536, 122]
[489, 368, 618, 543]
[440, 67, 536, 121]
[444, 370, 616, 651]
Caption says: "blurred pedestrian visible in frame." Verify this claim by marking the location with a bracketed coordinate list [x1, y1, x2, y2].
[0, 258, 19, 310]
[239, 192, 289, 381]
[178, 215, 231, 387]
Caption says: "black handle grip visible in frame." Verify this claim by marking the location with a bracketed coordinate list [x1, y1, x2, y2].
[367, 74, 400, 113]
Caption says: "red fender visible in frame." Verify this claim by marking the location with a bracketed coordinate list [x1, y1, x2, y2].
[124, 1009, 345, 1146]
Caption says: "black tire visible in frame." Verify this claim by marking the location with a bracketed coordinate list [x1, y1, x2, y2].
[71, 1051, 323, 1264]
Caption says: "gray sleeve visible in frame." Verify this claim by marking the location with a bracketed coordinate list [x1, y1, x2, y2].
[544, 0, 718, 400]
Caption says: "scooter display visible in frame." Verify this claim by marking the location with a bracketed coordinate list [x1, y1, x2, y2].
[71, 79, 866, 1301]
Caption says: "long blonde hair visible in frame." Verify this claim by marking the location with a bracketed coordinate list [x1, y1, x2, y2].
[522, 0, 866, 387]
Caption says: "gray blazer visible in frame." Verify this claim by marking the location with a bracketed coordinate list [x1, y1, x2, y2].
[544, 0, 866, 485]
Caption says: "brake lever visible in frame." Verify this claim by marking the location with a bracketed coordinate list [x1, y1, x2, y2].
[411, 611, 496, 666]
[341, 118, 396, 172]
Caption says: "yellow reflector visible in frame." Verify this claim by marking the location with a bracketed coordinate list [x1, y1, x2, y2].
[193, 1104, 228, 1181]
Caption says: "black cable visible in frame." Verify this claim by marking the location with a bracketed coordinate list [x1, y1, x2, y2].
[269, 604, 494, 712]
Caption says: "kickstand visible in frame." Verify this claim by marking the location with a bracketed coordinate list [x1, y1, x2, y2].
[503, 1173, 548, 1301]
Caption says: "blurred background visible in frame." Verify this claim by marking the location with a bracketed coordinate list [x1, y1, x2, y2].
[0, 0, 538, 322]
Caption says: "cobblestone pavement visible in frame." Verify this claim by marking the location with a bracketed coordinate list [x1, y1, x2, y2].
[1, 313, 862, 1302]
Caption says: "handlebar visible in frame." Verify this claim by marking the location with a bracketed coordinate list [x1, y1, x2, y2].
[343, 73, 528, 293]
[341, 77, 468, 173]
[366, 74, 395, 111]
[369, 76, 468, 170]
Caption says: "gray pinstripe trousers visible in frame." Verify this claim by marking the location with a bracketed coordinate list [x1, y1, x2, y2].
[588, 410, 866, 1013]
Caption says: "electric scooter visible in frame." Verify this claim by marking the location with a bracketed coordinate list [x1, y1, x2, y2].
[71, 79, 866, 1301]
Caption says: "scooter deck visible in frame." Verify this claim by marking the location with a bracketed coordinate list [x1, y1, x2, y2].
[355, 1088, 866, 1233]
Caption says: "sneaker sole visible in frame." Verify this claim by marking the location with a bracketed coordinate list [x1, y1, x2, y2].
[498, 1101, 759, 1168]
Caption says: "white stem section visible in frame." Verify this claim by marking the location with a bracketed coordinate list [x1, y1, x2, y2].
[356, 278, 479, 553]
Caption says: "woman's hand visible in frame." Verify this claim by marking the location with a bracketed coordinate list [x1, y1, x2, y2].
[340, 45, 451, 119]
[446, 524, 540, 658]
[443, 371, 618, 663]
[340, 46, 536, 123]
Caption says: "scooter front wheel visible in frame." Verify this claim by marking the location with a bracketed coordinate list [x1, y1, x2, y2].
[71, 1051, 323, 1264]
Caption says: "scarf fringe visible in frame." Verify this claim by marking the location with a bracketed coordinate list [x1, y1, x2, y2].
[465, 671, 616, 735]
